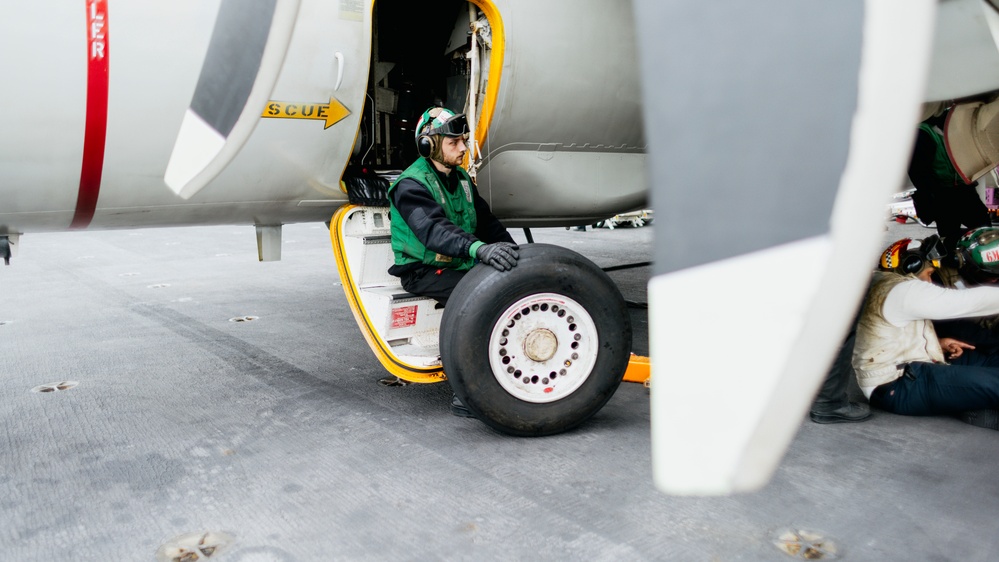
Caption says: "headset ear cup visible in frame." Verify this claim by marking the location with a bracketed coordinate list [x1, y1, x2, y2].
[901, 253, 923, 274]
[417, 135, 434, 158]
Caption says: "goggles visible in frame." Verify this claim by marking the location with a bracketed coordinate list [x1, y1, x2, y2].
[426, 113, 469, 137]
[919, 234, 946, 267]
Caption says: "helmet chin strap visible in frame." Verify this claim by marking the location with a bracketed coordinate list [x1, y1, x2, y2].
[426, 155, 453, 174]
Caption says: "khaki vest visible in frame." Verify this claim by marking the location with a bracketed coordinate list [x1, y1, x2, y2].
[853, 272, 945, 388]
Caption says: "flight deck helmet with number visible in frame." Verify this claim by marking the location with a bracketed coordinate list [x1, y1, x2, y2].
[415, 107, 469, 159]
[955, 227, 999, 282]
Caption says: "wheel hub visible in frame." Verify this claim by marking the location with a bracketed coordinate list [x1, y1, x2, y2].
[524, 328, 558, 362]
[488, 293, 599, 403]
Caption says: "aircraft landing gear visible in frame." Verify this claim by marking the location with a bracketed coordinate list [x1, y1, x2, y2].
[440, 244, 632, 436]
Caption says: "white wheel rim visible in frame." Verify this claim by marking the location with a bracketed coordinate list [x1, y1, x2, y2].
[488, 292, 599, 403]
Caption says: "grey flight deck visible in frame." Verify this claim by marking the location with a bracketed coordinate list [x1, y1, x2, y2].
[1, 221, 996, 561]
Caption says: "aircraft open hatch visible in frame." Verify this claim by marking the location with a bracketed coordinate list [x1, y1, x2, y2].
[353, 0, 494, 172]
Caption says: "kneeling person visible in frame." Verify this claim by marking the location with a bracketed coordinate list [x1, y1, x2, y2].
[853, 239, 999, 426]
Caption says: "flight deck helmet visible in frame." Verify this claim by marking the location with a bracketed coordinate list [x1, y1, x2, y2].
[954, 227, 999, 282]
[879, 237, 941, 276]
[415, 107, 469, 159]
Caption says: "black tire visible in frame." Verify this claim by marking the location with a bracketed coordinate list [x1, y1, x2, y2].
[440, 243, 632, 436]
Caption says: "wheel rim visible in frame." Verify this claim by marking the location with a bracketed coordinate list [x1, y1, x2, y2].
[488, 292, 599, 403]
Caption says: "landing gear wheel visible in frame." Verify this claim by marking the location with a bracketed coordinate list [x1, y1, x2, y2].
[440, 243, 632, 436]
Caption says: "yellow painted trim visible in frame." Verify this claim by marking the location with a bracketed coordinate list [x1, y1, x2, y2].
[330, 206, 446, 384]
[468, 0, 504, 148]
[623, 354, 651, 384]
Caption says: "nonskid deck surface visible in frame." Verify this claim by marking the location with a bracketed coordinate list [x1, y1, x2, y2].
[2, 222, 995, 561]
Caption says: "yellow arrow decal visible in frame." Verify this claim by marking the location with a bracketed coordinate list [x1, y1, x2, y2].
[261, 96, 351, 129]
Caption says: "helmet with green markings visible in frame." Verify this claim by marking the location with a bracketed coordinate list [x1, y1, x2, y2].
[415, 107, 469, 159]
[955, 227, 999, 282]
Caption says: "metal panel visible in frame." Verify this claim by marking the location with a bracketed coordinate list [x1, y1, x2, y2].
[636, 1, 862, 276]
[478, 0, 646, 219]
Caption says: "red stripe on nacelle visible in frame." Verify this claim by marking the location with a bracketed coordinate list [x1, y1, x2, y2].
[71, 0, 109, 229]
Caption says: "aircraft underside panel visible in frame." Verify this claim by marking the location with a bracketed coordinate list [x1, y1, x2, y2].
[474, 0, 646, 221]
[924, 0, 999, 101]
[480, 149, 646, 226]
[637, 0, 938, 495]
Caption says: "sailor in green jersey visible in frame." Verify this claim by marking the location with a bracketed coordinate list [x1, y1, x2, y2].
[387, 107, 519, 419]
[908, 109, 990, 251]
[387, 107, 518, 306]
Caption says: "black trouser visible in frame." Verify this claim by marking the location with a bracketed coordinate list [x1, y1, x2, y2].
[397, 265, 467, 306]
[911, 183, 990, 250]
[871, 354, 999, 415]
[812, 327, 857, 412]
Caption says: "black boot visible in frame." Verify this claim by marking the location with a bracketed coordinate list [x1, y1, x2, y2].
[450, 394, 474, 418]
[809, 402, 871, 424]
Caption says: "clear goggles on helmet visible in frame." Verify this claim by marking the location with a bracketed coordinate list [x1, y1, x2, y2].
[427, 113, 469, 137]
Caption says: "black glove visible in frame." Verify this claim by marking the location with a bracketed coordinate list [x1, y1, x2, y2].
[476, 242, 520, 271]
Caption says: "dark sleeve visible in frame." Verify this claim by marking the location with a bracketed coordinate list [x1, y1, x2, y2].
[391, 178, 478, 258]
[907, 129, 940, 191]
[472, 188, 515, 244]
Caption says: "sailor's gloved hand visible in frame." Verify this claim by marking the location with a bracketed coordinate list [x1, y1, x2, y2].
[476, 242, 520, 271]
